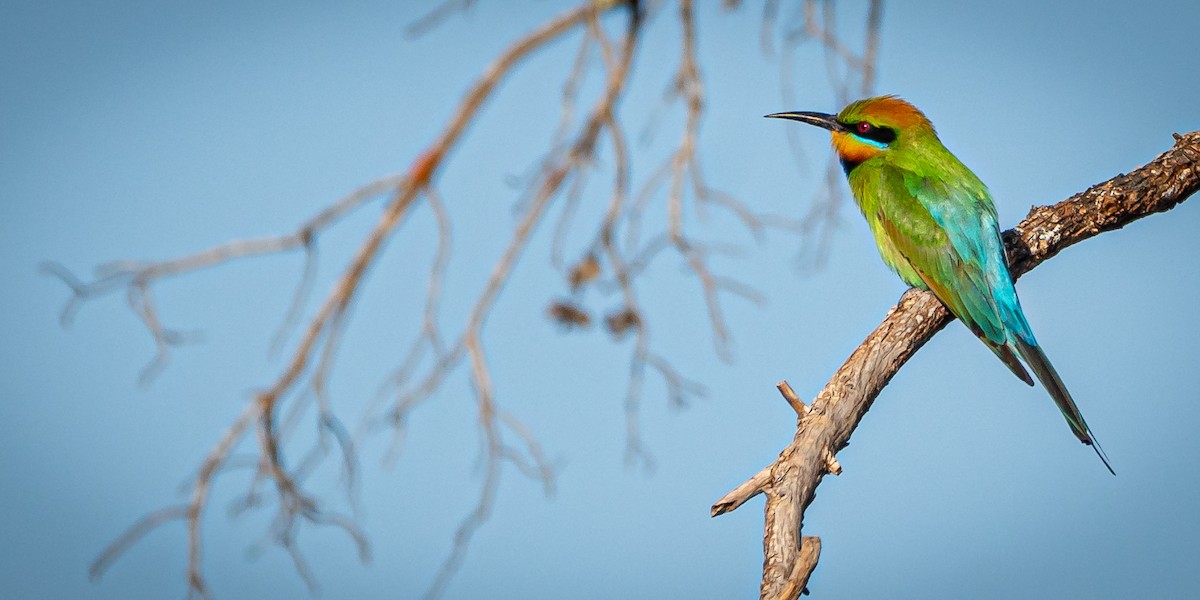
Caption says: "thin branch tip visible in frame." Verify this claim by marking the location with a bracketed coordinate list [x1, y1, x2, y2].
[776, 380, 808, 417]
[710, 464, 772, 517]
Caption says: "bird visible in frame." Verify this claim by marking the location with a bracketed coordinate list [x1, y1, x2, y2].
[767, 95, 1113, 474]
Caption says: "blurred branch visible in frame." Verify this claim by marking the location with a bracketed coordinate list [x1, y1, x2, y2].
[406, 0, 478, 37]
[40, 173, 404, 385]
[712, 130, 1200, 599]
[49, 1, 887, 598]
[72, 3, 631, 598]
[771, 0, 884, 269]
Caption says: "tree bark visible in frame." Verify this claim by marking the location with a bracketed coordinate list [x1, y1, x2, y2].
[712, 130, 1200, 599]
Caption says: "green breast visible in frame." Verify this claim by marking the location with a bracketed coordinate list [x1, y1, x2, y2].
[847, 161, 944, 289]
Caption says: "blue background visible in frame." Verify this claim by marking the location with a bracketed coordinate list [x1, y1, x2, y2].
[3, 2, 1199, 598]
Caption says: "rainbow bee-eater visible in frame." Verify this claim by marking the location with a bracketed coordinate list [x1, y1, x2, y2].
[769, 96, 1113, 474]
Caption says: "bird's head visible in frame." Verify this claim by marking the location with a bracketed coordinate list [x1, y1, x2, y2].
[767, 95, 935, 172]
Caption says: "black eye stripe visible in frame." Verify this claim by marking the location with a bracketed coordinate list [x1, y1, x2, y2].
[839, 120, 897, 144]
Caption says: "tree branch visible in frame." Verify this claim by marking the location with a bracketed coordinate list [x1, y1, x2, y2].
[57, 3, 886, 596]
[713, 130, 1200, 599]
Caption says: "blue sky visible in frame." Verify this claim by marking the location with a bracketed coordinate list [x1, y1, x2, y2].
[3, 1, 1199, 599]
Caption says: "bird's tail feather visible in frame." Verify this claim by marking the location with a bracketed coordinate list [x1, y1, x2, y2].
[1013, 339, 1115, 475]
[987, 342, 1034, 386]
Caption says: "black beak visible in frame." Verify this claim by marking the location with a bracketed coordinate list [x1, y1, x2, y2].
[765, 111, 844, 132]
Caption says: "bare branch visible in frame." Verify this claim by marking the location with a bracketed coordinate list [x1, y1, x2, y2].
[81, 4, 633, 596]
[769, 536, 820, 600]
[89, 505, 190, 582]
[776, 380, 808, 419]
[770, 0, 883, 267]
[710, 464, 770, 517]
[860, 0, 883, 95]
[65, 3, 893, 597]
[405, 0, 477, 38]
[41, 173, 403, 374]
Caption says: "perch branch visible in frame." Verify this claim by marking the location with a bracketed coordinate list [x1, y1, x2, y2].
[713, 130, 1200, 599]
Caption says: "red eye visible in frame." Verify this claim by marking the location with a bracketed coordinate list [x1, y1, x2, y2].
[857, 122, 872, 134]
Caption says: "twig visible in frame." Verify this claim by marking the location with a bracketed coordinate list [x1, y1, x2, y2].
[776, 380, 808, 418]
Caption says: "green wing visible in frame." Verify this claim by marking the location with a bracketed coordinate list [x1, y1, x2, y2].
[862, 163, 1035, 385]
